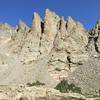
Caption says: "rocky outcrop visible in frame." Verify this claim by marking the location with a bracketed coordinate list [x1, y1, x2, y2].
[39, 9, 60, 56]
[66, 20, 100, 96]
[54, 16, 88, 54]
[86, 20, 100, 56]
[66, 17, 88, 54]
[31, 12, 42, 38]
[0, 23, 14, 31]
[0, 85, 86, 100]
[17, 20, 30, 32]
[66, 21, 100, 96]
[7, 13, 42, 62]
[0, 9, 89, 84]
[7, 9, 88, 63]
[0, 8, 100, 97]
[95, 20, 100, 54]
[44, 9, 60, 37]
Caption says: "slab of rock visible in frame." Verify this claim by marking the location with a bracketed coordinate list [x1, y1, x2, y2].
[0, 85, 86, 100]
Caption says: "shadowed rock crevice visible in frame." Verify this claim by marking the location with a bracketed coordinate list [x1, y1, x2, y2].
[41, 21, 44, 33]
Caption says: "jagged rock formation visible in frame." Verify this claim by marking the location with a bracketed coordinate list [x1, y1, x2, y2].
[0, 9, 100, 96]
[86, 20, 100, 56]
[31, 12, 42, 36]
[67, 20, 100, 96]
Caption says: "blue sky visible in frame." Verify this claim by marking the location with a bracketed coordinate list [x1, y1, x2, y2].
[0, 0, 100, 29]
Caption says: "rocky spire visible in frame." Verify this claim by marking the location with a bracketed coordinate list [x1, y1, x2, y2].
[39, 9, 61, 56]
[92, 20, 100, 54]
[44, 9, 60, 37]
[95, 20, 100, 30]
[66, 16, 76, 32]
[31, 12, 42, 37]
[17, 20, 29, 32]
[59, 17, 66, 32]
[59, 16, 67, 37]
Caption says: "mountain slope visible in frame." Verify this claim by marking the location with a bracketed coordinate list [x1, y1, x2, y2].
[0, 9, 100, 96]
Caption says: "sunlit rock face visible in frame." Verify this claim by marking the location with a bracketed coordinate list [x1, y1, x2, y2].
[39, 9, 60, 56]
[31, 12, 42, 37]
[0, 8, 100, 96]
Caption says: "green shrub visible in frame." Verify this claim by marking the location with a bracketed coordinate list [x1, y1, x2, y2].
[55, 79, 82, 94]
[27, 81, 45, 87]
